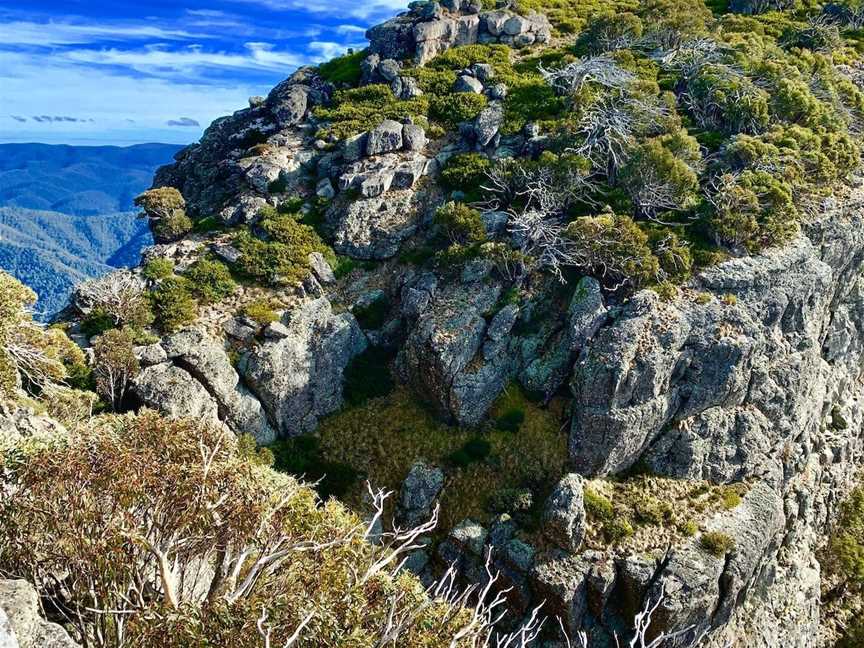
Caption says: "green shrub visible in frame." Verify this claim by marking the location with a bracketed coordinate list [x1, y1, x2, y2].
[429, 92, 488, 126]
[183, 257, 236, 304]
[151, 210, 193, 242]
[236, 433, 276, 467]
[684, 64, 770, 134]
[826, 486, 864, 589]
[141, 258, 174, 281]
[565, 213, 660, 288]
[0, 412, 501, 647]
[578, 11, 644, 53]
[706, 170, 798, 252]
[700, 531, 736, 557]
[233, 212, 327, 286]
[584, 487, 615, 521]
[80, 308, 117, 338]
[317, 50, 365, 85]
[149, 277, 197, 333]
[91, 328, 139, 411]
[604, 517, 635, 542]
[239, 299, 279, 326]
[440, 153, 492, 191]
[679, 519, 698, 536]
[135, 187, 192, 243]
[618, 131, 701, 217]
[315, 84, 429, 140]
[434, 202, 487, 245]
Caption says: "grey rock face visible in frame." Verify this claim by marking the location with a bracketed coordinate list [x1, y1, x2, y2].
[331, 189, 427, 260]
[473, 101, 505, 147]
[402, 124, 427, 151]
[397, 281, 507, 424]
[132, 363, 220, 422]
[396, 461, 445, 527]
[366, 3, 551, 65]
[543, 473, 587, 552]
[378, 58, 401, 82]
[162, 329, 276, 444]
[454, 75, 484, 94]
[243, 297, 367, 436]
[366, 119, 404, 156]
[0, 580, 79, 648]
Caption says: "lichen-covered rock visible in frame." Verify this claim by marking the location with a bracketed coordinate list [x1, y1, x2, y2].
[543, 473, 587, 552]
[243, 297, 367, 436]
[161, 329, 276, 444]
[132, 363, 219, 422]
[366, 119, 404, 157]
[0, 406, 67, 448]
[366, 3, 551, 65]
[330, 189, 428, 260]
[473, 101, 504, 147]
[397, 281, 506, 424]
[396, 461, 445, 527]
[0, 580, 79, 648]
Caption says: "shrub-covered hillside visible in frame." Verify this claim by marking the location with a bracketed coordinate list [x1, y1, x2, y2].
[27, 0, 864, 646]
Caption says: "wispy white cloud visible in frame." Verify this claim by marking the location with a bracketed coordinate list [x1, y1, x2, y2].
[334, 24, 368, 35]
[62, 42, 306, 77]
[225, 0, 407, 21]
[0, 50, 268, 143]
[0, 20, 209, 46]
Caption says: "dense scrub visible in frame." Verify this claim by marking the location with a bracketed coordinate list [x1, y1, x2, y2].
[0, 411, 546, 647]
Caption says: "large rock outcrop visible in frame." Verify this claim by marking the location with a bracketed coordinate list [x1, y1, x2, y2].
[242, 297, 367, 436]
[132, 328, 276, 443]
[559, 193, 864, 646]
[366, 2, 551, 64]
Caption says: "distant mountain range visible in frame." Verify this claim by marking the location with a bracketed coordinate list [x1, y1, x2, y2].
[0, 143, 184, 318]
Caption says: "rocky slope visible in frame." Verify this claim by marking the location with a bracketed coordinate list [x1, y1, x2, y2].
[54, 0, 864, 645]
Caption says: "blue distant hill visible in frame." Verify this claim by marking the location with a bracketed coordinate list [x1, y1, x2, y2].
[0, 143, 184, 318]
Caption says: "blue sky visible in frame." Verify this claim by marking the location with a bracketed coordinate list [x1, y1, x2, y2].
[0, 0, 407, 146]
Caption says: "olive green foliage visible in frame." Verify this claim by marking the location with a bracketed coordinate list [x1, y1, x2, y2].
[239, 298, 279, 326]
[826, 486, 864, 588]
[430, 92, 489, 125]
[233, 207, 328, 285]
[317, 387, 568, 531]
[578, 11, 644, 53]
[565, 213, 660, 288]
[0, 412, 498, 647]
[683, 65, 770, 134]
[80, 309, 118, 338]
[149, 276, 197, 333]
[618, 130, 702, 216]
[0, 272, 80, 399]
[315, 83, 429, 140]
[91, 328, 139, 410]
[700, 531, 736, 557]
[236, 433, 275, 467]
[183, 256, 236, 304]
[435, 202, 487, 245]
[134, 187, 192, 242]
[317, 49, 365, 85]
[440, 153, 492, 191]
[141, 258, 174, 281]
